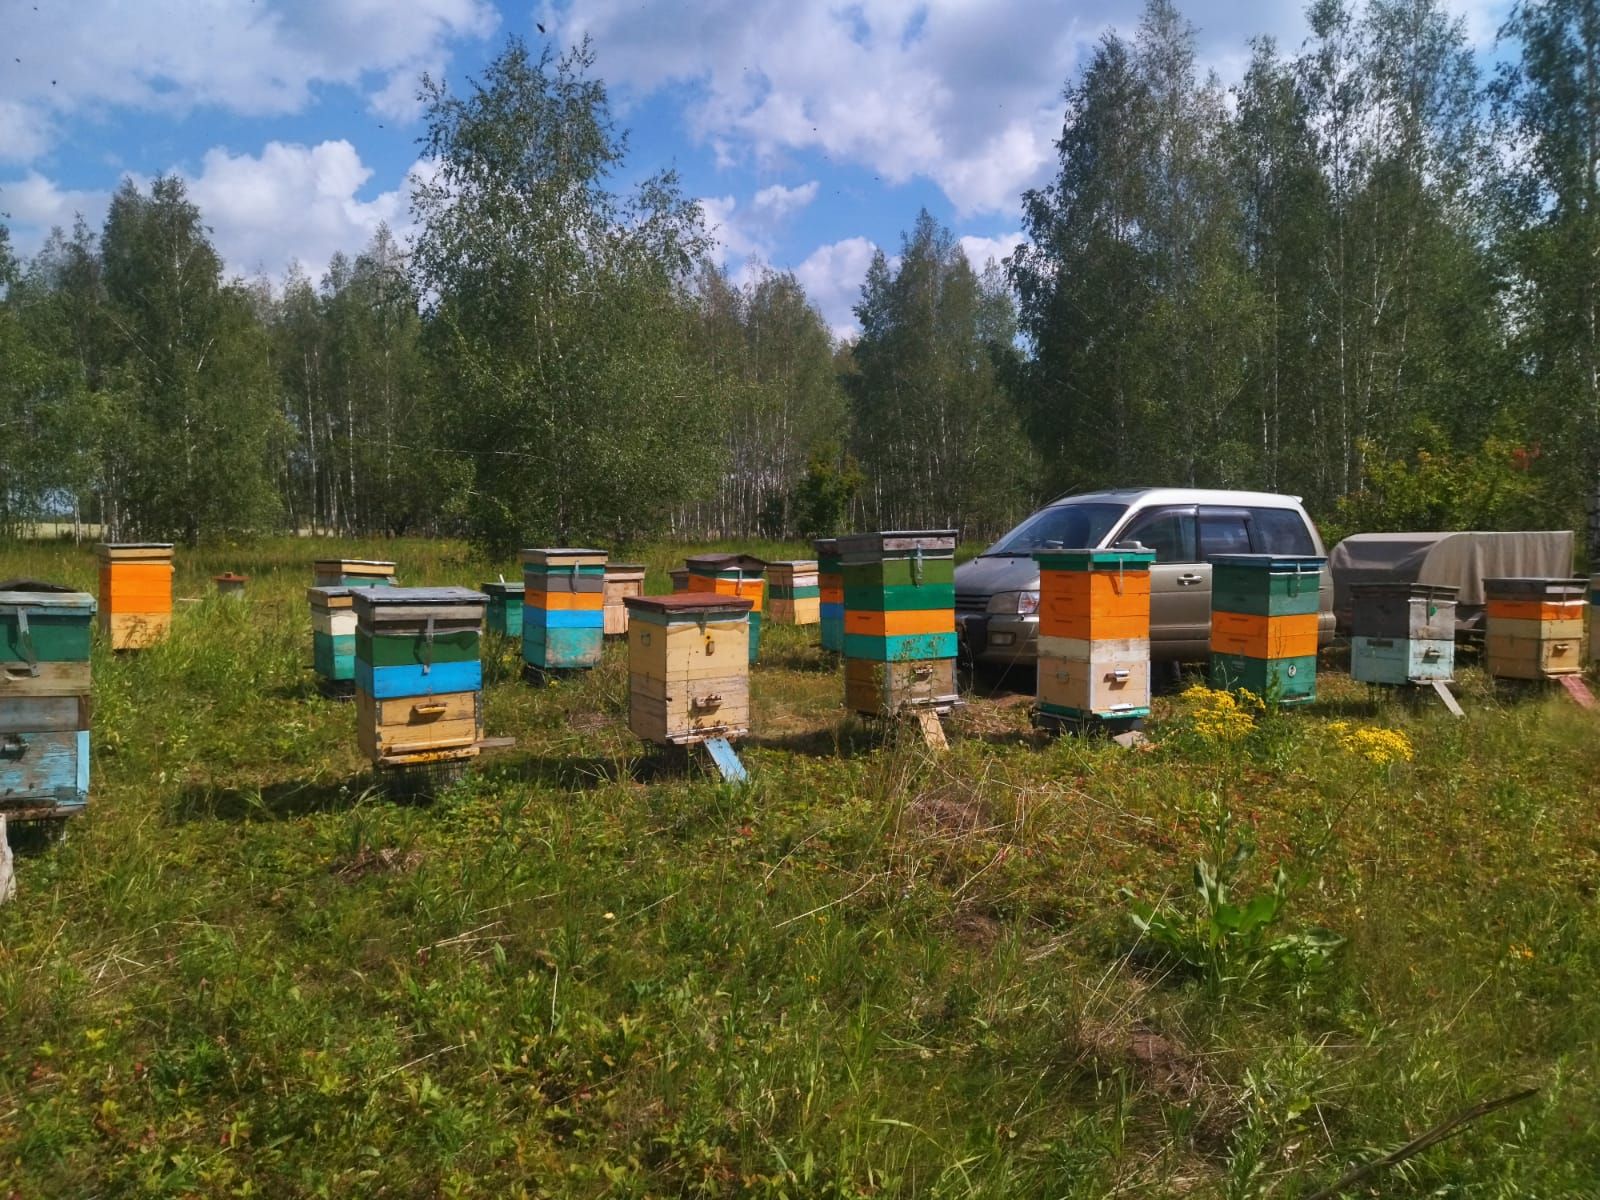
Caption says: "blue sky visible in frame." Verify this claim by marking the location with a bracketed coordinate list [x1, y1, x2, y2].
[0, 0, 1507, 336]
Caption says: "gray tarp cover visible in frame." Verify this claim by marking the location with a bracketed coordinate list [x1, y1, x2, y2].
[1328, 531, 1574, 626]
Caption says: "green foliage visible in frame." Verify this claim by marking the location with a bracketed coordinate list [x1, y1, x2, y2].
[787, 445, 864, 538]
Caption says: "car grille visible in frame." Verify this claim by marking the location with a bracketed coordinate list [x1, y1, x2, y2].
[955, 593, 988, 613]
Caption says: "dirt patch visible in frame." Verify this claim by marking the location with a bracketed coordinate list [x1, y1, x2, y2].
[333, 845, 423, 882]
[907, 786, 991, 836]
[1075, 1017, 1214, 1108]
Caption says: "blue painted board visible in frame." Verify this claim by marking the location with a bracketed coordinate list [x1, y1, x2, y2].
[842, 631, 958, 662]
[355, 659, 482, 699]
[523, 626, 604, 670]
[0, 728, 88, 810]
[313, 632, 355, 681]
[1350, 636, 1454, 685]
[523, 607, 604, 630]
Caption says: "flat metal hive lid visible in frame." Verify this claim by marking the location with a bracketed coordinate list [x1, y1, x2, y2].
[625, 593, 753, 615]
[352, 586, 488, 606]
[1209, 553, 1327, 570]
[313, 559, 396, 569]
[685, 553, 768, 573]
[480, 580, 525, 594]
[1483, 576, 1587, 598]
[835, 530, 958, 557]
[306, 585, 354, 606]
[519, 548, 608, 565]
[0, 580, 96, 611]
[1350, 581, 1459, 600]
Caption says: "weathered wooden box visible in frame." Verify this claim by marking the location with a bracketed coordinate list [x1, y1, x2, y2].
[669, 568, 690, 594]
[352, 587, 486, 766]
[603, 564, 647, 637]
[1349, 582, 1457, 685]
[767, 560, 821, 626]
[307, 586, 356, 685]
[624, 594, 753, 745]
[521, 549, 607, 672]
[1207, 554, 1325, 705]
[837, 531, 958, 716]
[1485, 577, 1586, 680]
[1034, 548, 1155, 723]
[97, 543, 173, 650]
[686, 554, 768, 664]
[814, 538, 844, 653]
[313, 559, 397, 588]
[1, 582, 95, 817]
[481, 580, 525, 639]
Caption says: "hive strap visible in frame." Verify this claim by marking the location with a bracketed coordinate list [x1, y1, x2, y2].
[912, 547, 924, 587]
[11, 608, 40, 676]
[422, 614, 434, 674]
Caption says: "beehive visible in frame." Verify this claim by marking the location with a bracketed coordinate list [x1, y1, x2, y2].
[686, 554, 768, 664]
[521, 549, 607, 672]
[352, 587, 486, 766]
[307, 586, 357, 692]
[604, 563, 647, 637]
[838, 531, 958, 717]
[1207, 554, 1324, 704]
[624, 593, 753, 745]
[815, 538, 844, 653]
[481, 580, 525, 639]
[1349, 582, 1457, 685]
[767, 560, 821, 626]
[669, 568, 689, 594]
[312, 559, 397, 588]
[1, 582, 95, 818]
[1484, 577, 1586, 680]
[97, 542, 173, 650]
[1034, 548, 1155, 725]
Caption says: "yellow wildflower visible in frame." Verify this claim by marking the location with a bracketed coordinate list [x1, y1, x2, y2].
[1181, 684, 1260, 743]
[1331, 723, 1414, 766]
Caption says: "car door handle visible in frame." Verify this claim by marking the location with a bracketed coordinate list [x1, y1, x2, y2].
[1177, 573, 1203, 585]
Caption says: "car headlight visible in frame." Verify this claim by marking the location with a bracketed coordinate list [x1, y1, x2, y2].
[987, 589, 1040, 615]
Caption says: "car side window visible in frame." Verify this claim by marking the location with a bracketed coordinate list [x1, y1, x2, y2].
[1249, 507, 1317, 555]
[1199, 508, 1253, 558]
[1119, 507, 1197, 563]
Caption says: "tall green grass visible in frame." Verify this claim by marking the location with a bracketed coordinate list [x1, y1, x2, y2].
[0, 536, 1596, 1196]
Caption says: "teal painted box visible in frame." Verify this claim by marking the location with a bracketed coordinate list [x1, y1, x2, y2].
[1351, 636, 1453, 685]
[1, 581, 95, 817]
[1210, 554, 1324, 618]
[482, 580, 525, 639]
[1209, 652, 1317, 704]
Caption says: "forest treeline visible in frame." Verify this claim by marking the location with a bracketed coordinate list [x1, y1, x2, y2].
[2, 0, 1599, 556]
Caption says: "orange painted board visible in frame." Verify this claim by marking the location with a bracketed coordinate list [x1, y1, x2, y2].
[1485, 598, 1586, 621]
[1039, 568, 1151, 599]
[844, 608, 955, 638]
[1210, 610, 1319, 659]
[1039, 573, 1150, 625]
[1038, 611, 1148, 640]
[688, 576, 765, 611]
[524, 591, 604, 611]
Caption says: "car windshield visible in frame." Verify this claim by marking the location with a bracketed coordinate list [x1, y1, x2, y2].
[984, 502, 1130, 556]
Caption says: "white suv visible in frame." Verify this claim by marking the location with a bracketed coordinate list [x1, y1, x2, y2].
[954, 487, 1336, 665]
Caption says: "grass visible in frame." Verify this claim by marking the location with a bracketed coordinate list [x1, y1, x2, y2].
[1, 535, 1598, 1197]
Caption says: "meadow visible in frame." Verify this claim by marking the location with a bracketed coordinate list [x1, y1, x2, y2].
[1, 537, 1597, 1198]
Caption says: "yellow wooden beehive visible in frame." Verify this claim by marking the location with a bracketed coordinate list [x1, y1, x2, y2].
[624, 593, 753, 745]
[96, 543, 174, 650]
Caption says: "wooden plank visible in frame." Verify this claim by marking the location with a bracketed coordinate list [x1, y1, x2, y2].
[0, 696, 88, 732]
[701, 737, 749, 784]
[1558, 675, 1597, 709]
[1, 661, 91, 696]
[1430, 679, 1465, 717]
[913, 708, 949, 750]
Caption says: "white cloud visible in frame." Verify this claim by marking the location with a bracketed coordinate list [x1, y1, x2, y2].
[752, 181, 819, 221]
[958, 230, 1023, 274]
[793, 235, 879, 340]
[697, 194, 764, 264]
[0, 173, 111, 257]
[180, 141, 424, 284]
[698, 179, 819, 266]
[0, 0, 497, 162]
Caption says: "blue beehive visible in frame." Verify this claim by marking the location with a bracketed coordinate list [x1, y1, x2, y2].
[1, 581, 95, 818]
[521, 549, 607, 673]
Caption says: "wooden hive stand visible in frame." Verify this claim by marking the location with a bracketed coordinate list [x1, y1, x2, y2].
[520, 549, 608, 682]
[1, 581, 95, 822]
[814, 538, 844, 654]
[1207, 554, 1326, 705]
[837, 530, 960, 750]
[312, 559, 397, 589]
[97, 543, 173, 651]
[1349, 582, 1463, 715]
[603, 563, 647, 638]
[685, 554, 768, 664]
[353, 587, 508, 796]
[1033, 547, 1156, 735]
[1485, 577, 1591, 706]
[624, 593, 755, 783]
[307, 586, 357, 699]
[766, 560, 821, 626]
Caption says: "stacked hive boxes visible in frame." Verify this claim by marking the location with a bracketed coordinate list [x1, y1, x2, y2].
[313, 559, 397, 589]
[767, 560, 821, 626]
[686, 554, 768, 664]
[1484, 577, 1586, 680]
[354, 587, 486, 768]
[97, 543, 173, 650]
[815, 539, 844, 653]
[481, 580, 525, 639]
[308, 587, 357, 693]
[603, 564, 647, 637]
[0, 582, 94, 818]
[838, 531, 959, 717]
[1592, 574, 1600, 666]
[521, 549, 607, 672]
[624, 594, 753, 745]
[1208, 554, 1325, 704]
[1033, 548, 1155, 727]
[1349, 583, 1457, 685]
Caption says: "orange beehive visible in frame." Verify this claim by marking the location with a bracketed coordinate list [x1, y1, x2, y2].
[1208, 611, 1320, 659]
[1484, 578, 1587, 680]
[96, 543, 174, 650]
